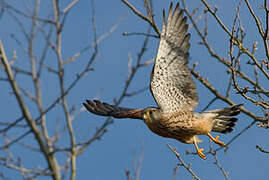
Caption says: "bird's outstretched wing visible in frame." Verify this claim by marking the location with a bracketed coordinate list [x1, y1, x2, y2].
[83, 100, 143, 120]
[150, 3, 199, 114]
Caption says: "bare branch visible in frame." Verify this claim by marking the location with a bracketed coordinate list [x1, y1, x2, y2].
[209, 143, 230, 180]
[63, 0, 78, 14]
[1, 39, 61, 180]
[168, 144, 201, 180]
[256, 145, 269, 154]
[121, 0, 160, 36]
[244, 0, 269, 60]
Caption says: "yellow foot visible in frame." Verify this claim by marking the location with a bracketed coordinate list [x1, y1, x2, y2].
[194, 139, 206, 159]
[197, 147, 206, 159]
[207, 133, 226, 147]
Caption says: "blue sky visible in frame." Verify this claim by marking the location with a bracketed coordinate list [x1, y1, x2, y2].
[0, 0, 268, 179]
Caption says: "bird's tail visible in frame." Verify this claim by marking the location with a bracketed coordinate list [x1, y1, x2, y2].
[207, 104, 243, 134]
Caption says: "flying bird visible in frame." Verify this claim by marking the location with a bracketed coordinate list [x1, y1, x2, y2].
[83, 3, 242, 159]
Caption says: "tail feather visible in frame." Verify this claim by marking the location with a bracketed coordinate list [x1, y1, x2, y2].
[209, 104, 243, 134]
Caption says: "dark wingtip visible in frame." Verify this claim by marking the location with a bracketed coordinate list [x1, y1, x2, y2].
[83, 100, 91, 108]
[221, 128, 233, 134]
[175, 2, 179, 12]
[230, 104, 243, 116]
[82, 103, 87, 109]
[227, 122, 236, 128]
[163, 9, 166, 24]
[85, 99, 95, 105]
[169, 2, 173, 12]
[233, 104, 243, 109]
[92, 99, 101, 104]
[83, 100, 95, 112]
[229, 117, 238, 122]
[83, 99, 107, 116]
[232, 104, 243, 110]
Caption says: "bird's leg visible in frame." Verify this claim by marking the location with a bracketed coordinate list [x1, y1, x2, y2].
[193, 138, 206, 159]
[207, 133, 226, 146]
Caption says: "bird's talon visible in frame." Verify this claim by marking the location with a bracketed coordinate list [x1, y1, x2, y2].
[194, 139, 207, 159]
[197, 149, 206, 159]
[207, 133, 226, 147]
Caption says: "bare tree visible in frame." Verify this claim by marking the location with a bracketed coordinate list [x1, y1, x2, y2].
[0, 0, 123, 179]
[0, 0, 268, 179]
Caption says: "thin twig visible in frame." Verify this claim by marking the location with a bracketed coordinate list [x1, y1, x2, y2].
[256, 145, 269, 154]
[209, 143, 230, 180]
[121, 0, 160, 36]
[168, 144, 201, 180]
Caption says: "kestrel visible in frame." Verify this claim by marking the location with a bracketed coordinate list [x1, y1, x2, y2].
[83, 3, 242, 159]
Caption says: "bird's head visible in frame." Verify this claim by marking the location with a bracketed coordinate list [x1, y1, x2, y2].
[142, 107, 161, 123]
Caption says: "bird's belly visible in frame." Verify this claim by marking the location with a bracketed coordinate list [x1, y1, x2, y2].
[148, 123, 196, 140]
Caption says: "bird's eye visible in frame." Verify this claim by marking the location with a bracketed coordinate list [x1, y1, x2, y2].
[144, 109, 153, 119]
[149, 110, 153, 116]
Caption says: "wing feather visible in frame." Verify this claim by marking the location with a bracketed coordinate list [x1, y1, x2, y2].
[83, 100, 143, 120]
[150, 3, 198, 114]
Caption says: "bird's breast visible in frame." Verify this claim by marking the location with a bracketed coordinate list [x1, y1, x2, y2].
[145, 111, 197, 139]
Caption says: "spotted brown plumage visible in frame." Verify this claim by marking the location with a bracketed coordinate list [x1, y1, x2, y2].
[150, 3, 198, 114]
[83, 3, 242, 159]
